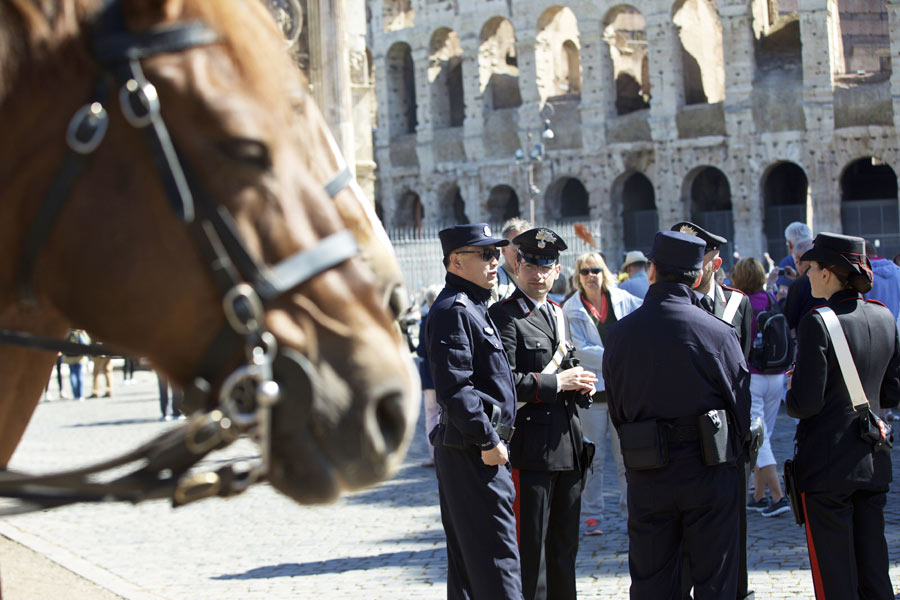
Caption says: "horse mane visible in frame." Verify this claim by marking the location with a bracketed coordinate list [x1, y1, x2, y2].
[0, 0, 305, 115]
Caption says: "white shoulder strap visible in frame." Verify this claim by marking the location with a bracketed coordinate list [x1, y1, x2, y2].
[517, 304, 571, 409]
[815, 307, 869, 409]
[721, 290, 743, 325]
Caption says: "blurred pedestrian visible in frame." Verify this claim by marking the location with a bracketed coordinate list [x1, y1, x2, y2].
[63, 329, 90, 401]
[416, 284, 442, 467]
[619, 250, 650, 299]
[158, 373, 183, 421]
[493, 217, 532, 303]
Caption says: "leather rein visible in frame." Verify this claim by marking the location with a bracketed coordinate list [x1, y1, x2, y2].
[0, 0, 357, 514]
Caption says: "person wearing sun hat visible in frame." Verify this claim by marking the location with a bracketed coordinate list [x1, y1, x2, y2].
[426, 223, 522, 599]
[603, 230, 751, 599]
[619, 250, 650, 299]
[785, 232, 899, 599]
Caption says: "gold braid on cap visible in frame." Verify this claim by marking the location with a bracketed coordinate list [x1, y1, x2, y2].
[679, 225, 699, 237]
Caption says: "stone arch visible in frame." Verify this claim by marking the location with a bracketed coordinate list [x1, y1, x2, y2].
[684, 166, 735, 267]
[603, 6, 650, 115]
[762, 162, 809, 259]
[386, 42, 417, 138]
[536, 7, 582, 103]
[841, 157, 900, 259]
[672, 0, 725, 105]
[831, 0, 891, 76]
[614, 172, 658, 255]
[546, 176, 590, 219]
[394, 189, 423, 228]
[485, 185, 521, 222]
[383, 0, 413, 32]
[437, 183, 470, 226]
[429, 28, 465, 129]
[479, 17, 523, 111]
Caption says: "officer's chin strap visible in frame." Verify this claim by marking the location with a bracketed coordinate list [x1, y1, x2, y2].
[0, 325, 281, 516]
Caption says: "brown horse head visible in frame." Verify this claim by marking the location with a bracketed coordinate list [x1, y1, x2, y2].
[0, 0, 419, 503]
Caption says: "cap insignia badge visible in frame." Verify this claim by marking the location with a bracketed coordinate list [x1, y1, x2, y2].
[535, 229, 556, 249]
[483, 225, 492, 237]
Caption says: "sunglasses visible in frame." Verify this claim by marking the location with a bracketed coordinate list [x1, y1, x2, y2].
[579, 267, 603, 276]
[456, 247, 501, 262]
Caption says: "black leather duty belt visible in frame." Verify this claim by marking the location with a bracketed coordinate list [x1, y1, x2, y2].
[663, 416, 699, 443]
[439, 412, 514, 444]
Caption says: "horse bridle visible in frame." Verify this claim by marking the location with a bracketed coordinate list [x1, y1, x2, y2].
[0, 0, 361, 513]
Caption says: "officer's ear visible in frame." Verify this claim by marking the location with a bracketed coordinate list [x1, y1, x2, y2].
[648, 262, 657, 284]
[713, 255, 723, 271]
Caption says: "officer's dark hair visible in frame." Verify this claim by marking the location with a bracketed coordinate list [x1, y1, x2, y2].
[814, 261, 870, 294]
[651, 260, 701, 285]
[443, 255, 450, 269]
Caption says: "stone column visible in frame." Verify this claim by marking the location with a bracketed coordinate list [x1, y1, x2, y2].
[798, 0, 836, 133]
[719, 0, 757, 139]
[412, 45, 436, 174]
[460, 34, 485, 161]
[515, 28, 545, 149]
[645, 10, 681, 142]
[888, 0, 900, 130]
[578, 17, 610, 151]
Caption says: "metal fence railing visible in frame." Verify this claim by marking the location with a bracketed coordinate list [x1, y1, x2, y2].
[387, 220, 604, 304]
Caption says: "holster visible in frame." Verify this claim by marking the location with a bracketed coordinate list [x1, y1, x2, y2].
[747, 417, 764, 469]
[697, 409, 735, 466]
[618, 420, 668, 470]
[783, 458, 804, 525]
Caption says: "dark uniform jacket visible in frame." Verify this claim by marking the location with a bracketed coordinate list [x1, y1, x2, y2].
[709, 282, 753, 360]
[603, 282, 751, 456]
[489, 289, 583, 471]
[426, 272, 517, 450]
[785, 291, 900, 492]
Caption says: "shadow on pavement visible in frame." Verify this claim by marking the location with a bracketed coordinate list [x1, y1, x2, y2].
[212, 548, 446, 580]
[67, 417, 166, 427]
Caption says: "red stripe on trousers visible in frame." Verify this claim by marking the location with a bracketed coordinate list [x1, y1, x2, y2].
[511, 467, 521, 549]
[801, 492, 826, 599]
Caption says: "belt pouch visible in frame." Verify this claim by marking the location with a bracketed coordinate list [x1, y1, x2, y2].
[783, 458, 804, 525]
[618, 420, 667, 470]
[858, 407, 894, 455]
[579, 438, 596, 491]
[697, 409, 733, 466]
[440, 422, 468, 450]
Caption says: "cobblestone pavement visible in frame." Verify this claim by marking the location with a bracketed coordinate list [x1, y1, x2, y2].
[1, 368, 899, 599]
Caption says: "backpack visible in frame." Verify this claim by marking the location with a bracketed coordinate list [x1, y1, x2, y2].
[749, 293, 794, 374]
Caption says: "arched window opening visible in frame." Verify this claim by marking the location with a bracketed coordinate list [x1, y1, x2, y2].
[429, 29, 465, 129]
[687, 166, 735, 268]
[672, 0, 725, 105]
[603, 6, 650, 115]
[762, 162, 808, 259]
[479, 18, 522, 111]
[831, 0, 891, 78]
[621, 173, 658, 255]
[438, 184, 470, 226]
[386, 43, 418, 138]
[546, 177, 590, 219]
[486, 185, 520, 222]
[841, 157, 900, 259]
[535, 7, 582, 103]
[395, 190, 423, 229]
[383, 0, 414, 32]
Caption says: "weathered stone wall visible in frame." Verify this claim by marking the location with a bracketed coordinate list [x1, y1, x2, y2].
[367, 0, 900, 264]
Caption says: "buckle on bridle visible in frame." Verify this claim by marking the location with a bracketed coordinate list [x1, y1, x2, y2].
[223, 283, 265, 336]
[119, 77, 160, 128]
[66, 102, 109, 154]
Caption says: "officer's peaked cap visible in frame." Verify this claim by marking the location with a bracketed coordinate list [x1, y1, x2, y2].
[513, 228, 567, 266]
[671, 221, 727, 252]
[439, 223, 509, 257]
[801, 232, 873, 292]
[648, 231, 706, 271]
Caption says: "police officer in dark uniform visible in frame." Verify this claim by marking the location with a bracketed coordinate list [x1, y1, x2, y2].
[785, 233, 900, 599]
[426, 223, 522, 600]
[602, 231, 751, 600]
[672, 221, 755, 600]
[672, 222, 752, 359]
[488, 228, 596, 600]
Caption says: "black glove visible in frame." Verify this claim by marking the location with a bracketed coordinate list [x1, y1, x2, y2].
[575, 391, 593, 410]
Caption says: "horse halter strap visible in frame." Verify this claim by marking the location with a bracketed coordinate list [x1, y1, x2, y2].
[0, 1, 359, 513]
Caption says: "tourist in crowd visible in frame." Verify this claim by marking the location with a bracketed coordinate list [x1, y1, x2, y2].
[563, 251, 641, 533]
[618, 250, 650, 299]
[416, 284, 442, 467]
[493, 217, 532, 303]
[775, 222, 812, 295]
[783, 239, 821, 332]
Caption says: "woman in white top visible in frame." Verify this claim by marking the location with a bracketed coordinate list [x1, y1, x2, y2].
[563, 252, 642, 534]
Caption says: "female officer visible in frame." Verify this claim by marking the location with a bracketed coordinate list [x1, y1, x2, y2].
[785, 232, 900, 599]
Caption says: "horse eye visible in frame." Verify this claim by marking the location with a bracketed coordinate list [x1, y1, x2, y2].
[218, 137, 272, 170]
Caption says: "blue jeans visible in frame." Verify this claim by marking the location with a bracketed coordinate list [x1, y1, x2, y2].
[69, 363, 83, 399]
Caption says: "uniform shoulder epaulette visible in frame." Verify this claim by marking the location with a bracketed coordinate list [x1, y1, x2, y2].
[498, 296, 518, 306]
[452, 293, 468, 307]
[864, 298, 887, 308]
[721, 284, 747, 296]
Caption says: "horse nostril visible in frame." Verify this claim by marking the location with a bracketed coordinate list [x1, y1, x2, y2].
[374, 390, 406, 455]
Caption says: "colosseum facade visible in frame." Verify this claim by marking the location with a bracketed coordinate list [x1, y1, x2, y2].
[366, 0, 900, 266]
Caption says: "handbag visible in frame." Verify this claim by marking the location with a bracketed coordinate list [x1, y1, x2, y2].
[815, 307, 893, 454]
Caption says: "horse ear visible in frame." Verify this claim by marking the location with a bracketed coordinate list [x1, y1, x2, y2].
[123, 0, 185, 29]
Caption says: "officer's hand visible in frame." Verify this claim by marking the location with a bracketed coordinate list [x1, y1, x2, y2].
[481, 441, 509, 466]
[558, 367, 598, 393]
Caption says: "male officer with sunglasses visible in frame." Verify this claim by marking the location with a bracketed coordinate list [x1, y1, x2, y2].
[489, 228, 597, 600]
[426, 223, 522, 600]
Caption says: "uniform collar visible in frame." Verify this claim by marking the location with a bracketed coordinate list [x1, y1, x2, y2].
[827, 288, 862, 307]
[646, 281, 700, 304]
[445, 271, 493, 304]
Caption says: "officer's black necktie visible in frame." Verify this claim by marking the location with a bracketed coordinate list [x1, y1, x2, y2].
[541, 303, 557, 339]
[700, 295, 714, 314]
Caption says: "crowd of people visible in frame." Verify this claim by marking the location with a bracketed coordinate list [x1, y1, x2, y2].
[416, 217, 900, 599]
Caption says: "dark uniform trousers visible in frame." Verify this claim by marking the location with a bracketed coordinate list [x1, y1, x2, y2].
[434, 438, 522, 600]
[800, 488, 892, 599]
[629, 449, 740, 600]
